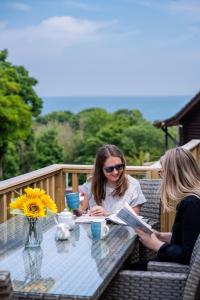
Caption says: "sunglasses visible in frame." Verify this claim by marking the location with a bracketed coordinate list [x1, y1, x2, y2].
[103, 163, 125, 173]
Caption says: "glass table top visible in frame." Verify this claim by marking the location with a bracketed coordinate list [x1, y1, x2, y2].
[0, 216, 137, 299]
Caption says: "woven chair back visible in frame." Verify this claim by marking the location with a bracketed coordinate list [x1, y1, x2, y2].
[139, 179, 161, 222]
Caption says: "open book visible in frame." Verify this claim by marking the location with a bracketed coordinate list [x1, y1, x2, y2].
[75, 214, 126, 225]
[75, 215, 105, 223]
[116, 202, 153, 233]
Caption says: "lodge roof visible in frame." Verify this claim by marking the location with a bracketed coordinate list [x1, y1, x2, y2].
[155, 91, 200, 128]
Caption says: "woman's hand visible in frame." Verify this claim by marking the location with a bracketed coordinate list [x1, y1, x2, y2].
[154, 230, 172, 243]
[135, 228, 164, 252]
[89, 206, 109, 217]
[132, 204, 142, 215]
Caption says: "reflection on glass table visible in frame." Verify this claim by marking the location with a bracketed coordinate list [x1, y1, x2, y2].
[13, 247, 55, 293]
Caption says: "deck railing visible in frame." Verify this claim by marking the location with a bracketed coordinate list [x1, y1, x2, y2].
[0, 139, 199, 231]
[0, 165, 159, 223]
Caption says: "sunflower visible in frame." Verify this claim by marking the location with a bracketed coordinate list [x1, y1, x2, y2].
[10, 187, 57, 218]
[41, 194, 58, 213]
[23, 198, 46, 218]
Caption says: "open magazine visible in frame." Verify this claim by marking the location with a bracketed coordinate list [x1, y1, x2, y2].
[116, 202, 153, 233]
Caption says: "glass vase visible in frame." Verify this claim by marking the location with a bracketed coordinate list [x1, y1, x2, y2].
[23, 247, 43, 281]
[24, 217, 43, 248]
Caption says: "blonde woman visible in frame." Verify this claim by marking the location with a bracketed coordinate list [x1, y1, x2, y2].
[136, 147, 200, 265]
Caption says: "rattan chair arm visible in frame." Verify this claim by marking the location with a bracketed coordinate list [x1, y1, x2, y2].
[147, 261, 189, 273]
[102, 270, 187, 300]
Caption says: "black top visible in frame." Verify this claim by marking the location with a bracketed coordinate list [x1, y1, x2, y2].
[157, 195, 200, 264]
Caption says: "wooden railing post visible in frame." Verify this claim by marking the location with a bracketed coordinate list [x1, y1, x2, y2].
[0, 195, 7, 223]
[54, 170, 66, 212]
[72, 173, 79, 192]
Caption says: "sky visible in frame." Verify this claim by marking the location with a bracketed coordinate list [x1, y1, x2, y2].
[0, 0, 200, 97]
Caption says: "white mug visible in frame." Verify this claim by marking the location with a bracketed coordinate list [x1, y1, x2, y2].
[91, 219, 109, 240]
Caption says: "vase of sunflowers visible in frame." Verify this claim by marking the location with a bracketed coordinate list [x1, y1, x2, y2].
[10, 188, 58, 248]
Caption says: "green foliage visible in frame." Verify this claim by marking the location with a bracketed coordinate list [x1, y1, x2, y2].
[121, 124, 164, 164]
[0, 49, 42, 178]
[77, 108, 113, 137]
[17, 130, 36, 174]
[36, 111, 76, 126]
[3, 142, 21, 179]
[34, 130, 64, 168]
[33, 107, 166, 168]
[0, 94, 32, 145]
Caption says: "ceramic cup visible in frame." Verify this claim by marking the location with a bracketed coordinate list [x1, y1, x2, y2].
[91, 219, 109, 240]
[66, 192, 80, 209]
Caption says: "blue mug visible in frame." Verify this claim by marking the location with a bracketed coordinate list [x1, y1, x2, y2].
[91, 219, 109, 240]
[66, 192, 79, 209]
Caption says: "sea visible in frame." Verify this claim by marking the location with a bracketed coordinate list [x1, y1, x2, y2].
[41, 95, 191, 122]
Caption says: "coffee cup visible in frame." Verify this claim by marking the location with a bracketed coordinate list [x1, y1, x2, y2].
[66, 192, 79, 209]
[91, 219, 109, 240]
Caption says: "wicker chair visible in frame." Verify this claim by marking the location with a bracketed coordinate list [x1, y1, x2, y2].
[139, 179, 161, 261]
[128, 179, 161, 263]
[101, 234, 200, 300]
[139, 179, 161, 231]
[0, 271, 13, 300]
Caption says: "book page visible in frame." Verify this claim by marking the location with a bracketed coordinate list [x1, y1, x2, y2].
[106, 214, 127, 225]
[75, 215, 105, 223]
[117, 202, 153, 233]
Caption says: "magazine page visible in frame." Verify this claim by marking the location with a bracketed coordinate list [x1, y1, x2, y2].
[75, 215, 105, 223]
[116, 202, 153, 233]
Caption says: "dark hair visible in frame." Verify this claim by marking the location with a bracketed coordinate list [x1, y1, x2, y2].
[91, 144, 128, 205]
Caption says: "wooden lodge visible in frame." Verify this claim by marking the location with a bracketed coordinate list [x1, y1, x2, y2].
[155, 91, 200, 149]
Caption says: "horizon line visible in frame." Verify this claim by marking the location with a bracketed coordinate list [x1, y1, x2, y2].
[41, 94, 191, 98]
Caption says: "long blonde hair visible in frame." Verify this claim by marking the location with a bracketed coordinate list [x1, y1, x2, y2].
[160, 147, 200, 211]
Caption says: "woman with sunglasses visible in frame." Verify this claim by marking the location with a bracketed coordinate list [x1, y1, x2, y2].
[135, 147, 200, 266]
[79, 144, 146, 216]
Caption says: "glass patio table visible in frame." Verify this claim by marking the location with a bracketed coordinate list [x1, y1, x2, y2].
[0, 216, 137, 300]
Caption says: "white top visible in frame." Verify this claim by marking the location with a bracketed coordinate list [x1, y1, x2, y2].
[80, 175, 146, 214]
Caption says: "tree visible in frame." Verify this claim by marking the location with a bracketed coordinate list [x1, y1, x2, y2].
[0, 49, 42, 178]
[77, 108, 112, 137]
[34, 130, 64, 168]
